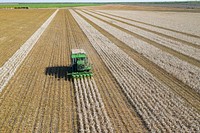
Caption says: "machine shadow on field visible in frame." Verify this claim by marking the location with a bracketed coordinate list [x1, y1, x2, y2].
[45, 66, 71, 81]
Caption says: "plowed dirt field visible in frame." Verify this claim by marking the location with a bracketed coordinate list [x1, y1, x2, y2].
[0, 7, 200, 132]
[0, 9, 55, 66]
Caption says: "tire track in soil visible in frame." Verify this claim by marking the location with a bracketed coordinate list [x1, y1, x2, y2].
[65, 10, 78, 133]
[89, 10, 200, 49]
[69, 9, 147, 132]
[31, 10, 76, 133]
[41, 9, 76, 133]
[97, 11, 200, 39]
[37, 27, 60, 133]
[41, 18, 62, 133]
[81, 10, 200, 68]
[28, 17, 60, 132]
[55, 15, 67, 133]
[0, 10, 77, 132]
[74, 10, 200, 113]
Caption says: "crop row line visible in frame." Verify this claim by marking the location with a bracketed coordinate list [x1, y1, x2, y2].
[71, 9, 200, 132]
[74, 78, 113, 133]
[82, 10, 200, 68]
[0, 14, 57, 131]
[76, 9, 200, 113]
[76, 10, 200, 94]
[67, 9, 145, 132]
[66, 10, 113, 132]
[92, 10, 200, 49]
[0, 9, 59, 93]
[98, 11, 200, 40]
[86, 10, 200, 60]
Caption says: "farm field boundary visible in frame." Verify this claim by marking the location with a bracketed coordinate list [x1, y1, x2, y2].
[0, 3, 102, 8]
[78, 4, 200, 13]
[0, 9, 58, 92]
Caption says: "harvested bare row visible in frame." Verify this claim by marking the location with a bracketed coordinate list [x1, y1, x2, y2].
[76, 10, 200, 94]
[71, 9, 200, 132]
[0, 9, 58, 92]
[0, 10, 76, 132]
[96, 10, 200, 46]
[85, 10, 200, 60]
[74, 77, 113, 133]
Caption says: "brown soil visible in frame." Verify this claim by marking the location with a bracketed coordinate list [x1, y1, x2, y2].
[0, 9, 55, 67]
[0, 10, 76, 132]
[1, 7, 199, 132]
[0, 9, 146, 132]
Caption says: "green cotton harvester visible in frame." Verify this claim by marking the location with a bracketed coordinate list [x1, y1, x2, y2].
[67, 49, 93, 78]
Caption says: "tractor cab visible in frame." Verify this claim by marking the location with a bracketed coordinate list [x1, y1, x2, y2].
[67, 49, 93, 78]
